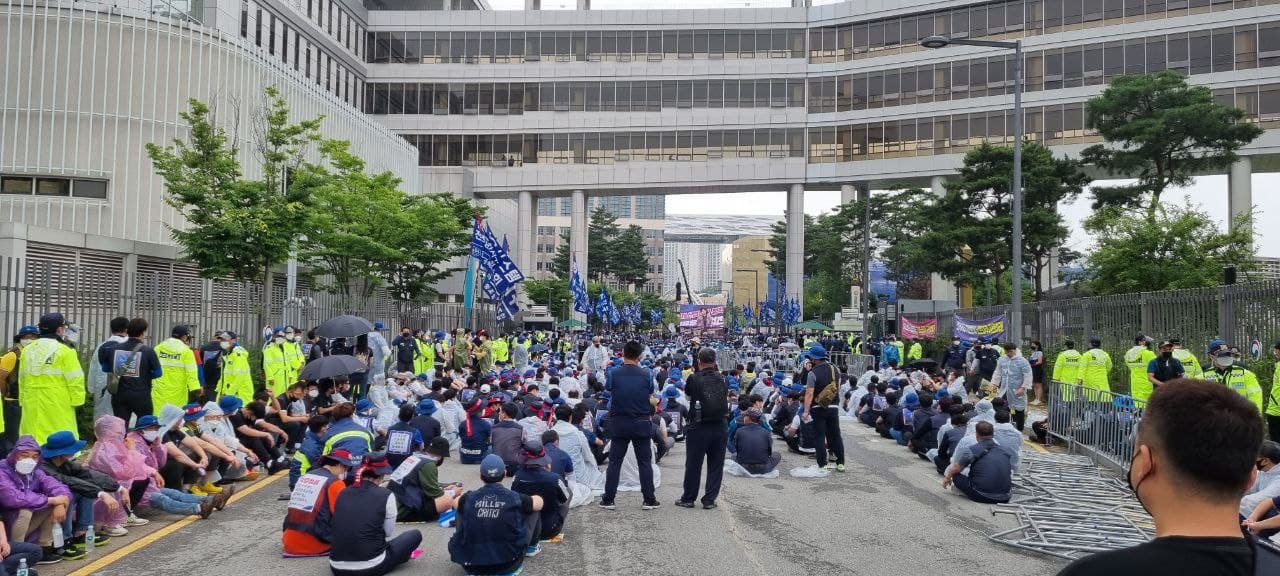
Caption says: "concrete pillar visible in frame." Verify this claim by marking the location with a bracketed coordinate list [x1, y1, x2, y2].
[524, 0, 540, 9]
[1228, 156, 1252, 231]
[840, 184, 856, 205]
[930, 175, 947, 197]
[517, 191, 535, 276]
[576, 0, 589, 8]
[786, 184, 804, 315]
[570, 190, 587, 318]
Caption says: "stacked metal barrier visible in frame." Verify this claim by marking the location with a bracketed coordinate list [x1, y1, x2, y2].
[988, 452, 1153, 560]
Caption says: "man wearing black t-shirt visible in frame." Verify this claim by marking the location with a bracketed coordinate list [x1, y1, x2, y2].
[1057, 378, 1263, 576]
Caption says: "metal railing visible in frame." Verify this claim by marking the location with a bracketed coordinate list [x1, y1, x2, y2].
[830, 352, 877, 378]
[1045, 380, 1145, 473]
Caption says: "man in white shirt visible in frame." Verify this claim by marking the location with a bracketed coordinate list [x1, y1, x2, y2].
[580, 336, 608, 378]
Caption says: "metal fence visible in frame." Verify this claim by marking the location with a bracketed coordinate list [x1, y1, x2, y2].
[1046, 380, 1145, 473]
[0, 256, 498, 350]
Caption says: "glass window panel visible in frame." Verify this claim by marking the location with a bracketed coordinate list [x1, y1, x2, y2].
[1104, 42, 1124, 79]
[1084, 46, 1105, 84]
[35, 177, 70, 196]
[404, 84, 419, 114]
[1236, 26, 1257, 70]
[1189, 31, 1212, 74]
[1, 177, 32, 195]
[1260, 24, 1280, 67]
[1212, 30, 1234, 72]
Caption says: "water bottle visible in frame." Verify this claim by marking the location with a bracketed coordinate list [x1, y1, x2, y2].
[52, 523, 64, 548]
[15, 558, 28, 576]
[85, 525, 95, 554]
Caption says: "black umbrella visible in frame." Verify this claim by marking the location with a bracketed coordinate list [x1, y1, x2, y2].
[299, 355, 368, 381]
[314, 315, 375, 339]
[528, 344, 548, 354]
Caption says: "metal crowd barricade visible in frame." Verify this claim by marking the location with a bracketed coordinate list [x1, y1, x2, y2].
[1045, 380, 1145, 473]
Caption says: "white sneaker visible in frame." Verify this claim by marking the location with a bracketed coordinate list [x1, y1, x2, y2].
[125, 513, 150, 527]
[100, 525, 129, 537]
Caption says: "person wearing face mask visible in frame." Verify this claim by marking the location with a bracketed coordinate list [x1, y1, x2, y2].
[115, 416, 217, 519]
[391, 328, 417, 375]
[152, 326, 202, 414]
[263, 331, 295, 399]
[198, 402, 260, 482]
[413, 330, 433, 377]
[304, 330, 328, 363]
[0, 325, 43, 454]
[39, 431, 121, 548]
[289, 415, 330, 491]
[1056, 379, 1262, 576]
[1203, 346, 1263, 412]
[222, 397, 289, 475]
[21, 313, 89, 445]
[282, 448, 355, 558]
[0, 435, 75, 564]
[213, 332, 253, 405]
[86, 318, 129, 425]
[1142, 340, 1185, 403]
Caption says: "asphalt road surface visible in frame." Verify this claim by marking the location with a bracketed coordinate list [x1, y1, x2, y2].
[52, 419, 1066, 576]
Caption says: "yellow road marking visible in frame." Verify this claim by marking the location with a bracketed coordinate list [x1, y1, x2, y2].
[1024, 438, 1049, 453]
[69, 473, 286, 576]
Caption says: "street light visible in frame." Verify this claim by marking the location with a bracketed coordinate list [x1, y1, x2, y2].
[920, 35, 1024, 345]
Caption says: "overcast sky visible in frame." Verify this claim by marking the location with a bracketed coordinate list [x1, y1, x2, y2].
[664, 174, 1279, 258]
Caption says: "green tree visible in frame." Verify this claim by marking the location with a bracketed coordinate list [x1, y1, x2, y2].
[1082, 203, 1256, 295]
[380, 193, 477, 303]
[587, 206, 620, 280]
[610, 225, 650, 289]
[524, 278, 573, 318]
[551, 229, 572, 279]
[1082, 71, 1262, 222]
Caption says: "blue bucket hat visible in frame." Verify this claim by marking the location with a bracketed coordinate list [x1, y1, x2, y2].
[133, 415, 160, 430]
[417, 399, 438, 415]
[806, 344, 828, 360]
[374, 321, 385, 330]
[15, 325, 38, 338]
[182, 402, 207, 422]
[217, 395, 243, 415]
[662, 386, 681, 398]
[41, 430, 87, 459]
[355, 399, 375, 413]
[904, 392, 920, 409]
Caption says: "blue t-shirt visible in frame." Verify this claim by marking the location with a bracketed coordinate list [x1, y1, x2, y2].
[607, 364, 655, 418]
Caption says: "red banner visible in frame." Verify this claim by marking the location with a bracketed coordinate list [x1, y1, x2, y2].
[900, 317, 938, 340]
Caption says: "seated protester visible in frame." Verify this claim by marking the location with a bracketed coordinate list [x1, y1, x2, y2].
[771, 391, 798, 439]
[39, 431, 125, 547]
[1242, 494, 1280, 539]
[0, 435, 74, 563]
[942, 421, 1013, 504]
[389, 438, 460, 523]
[891, 392, 920, 446]
[320, 402, 375, 470]
[540, 430, 573, 480]
[384, 405, 424, 471]
[1241, 441, 1280, 518]
[152, 404, 215, 493]
[509, 439, 569, 544]
[859, 383, 887, 428]
[448, 454, 545, 576]
[220, 396, 288, 475]
[562, 405, 606, 486]
[727, 394, 770, 454]
[0, 520, 42, 575]
[91, 416, 214, 522]
[908, 394, 939, 457]
[458, 396, 493, 465]
[281, 449, 355, 558]
[290, 416, 329, 491]
[269, 384, 311, 449]
[179, 403, 244, 493]
[661, 387, 688, 442]
[329, 453, 423, 576]
[408, 400, 442, 447]
[353, 400, 385, 449]
[877, 391, 902, 439]
[491, 403, 526, 477]
[649, 400, 675, 464]
[733, 409, 781, 475]
[992, 409, 1024, 470]
[198, 402, 260, 483]
[935, 413, 969, 475]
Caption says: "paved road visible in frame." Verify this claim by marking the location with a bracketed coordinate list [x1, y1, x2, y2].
[53, 419, 1066, 576]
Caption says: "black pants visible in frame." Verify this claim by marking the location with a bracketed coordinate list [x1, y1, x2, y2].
[1, 398, 20, 451]
[238, 433, 282, 468]
[953, 473, 1009, 504]
[602, 416, 656, 503]
[268, 414, 305, 448]
[160, 457, 199, 489]
[1012, 409, 1027, 432]
[1268, 415, 1280, 443]
[330, 530, 422, 576]
[809, 406, 845, 467]
[680, 423, 727, 505]
[741, 452, 782, 475]
[112, 388, 153, 424]
[128, 479, 150, 515]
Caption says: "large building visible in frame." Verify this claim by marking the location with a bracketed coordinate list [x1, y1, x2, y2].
[4, 0, 1279, 320]
[531, 194, 664, 288]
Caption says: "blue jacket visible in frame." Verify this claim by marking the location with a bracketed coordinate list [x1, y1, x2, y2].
[511, 467, 568, 539]
[727, 410, 772, 453]
[459, 416, 493, 464]
[448, 483, 529, 570]
[881, 344, 901, 366]
[289, 430, 325, 490]
[322, 417, 374, 460]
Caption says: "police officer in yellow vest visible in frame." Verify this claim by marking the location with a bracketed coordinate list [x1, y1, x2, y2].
[285, 325, 306, 386]
[1123, 335, 1156, 401]
[19, 313, 85, 443]
[1052, 340, 1083, 385]
[1170, 338, 1203, 379]
[1204, 346, 1262, 412]
[491, 333, 510, 367]
[217, 332, 255, 403]
[1080, 337, 1112, 399]
[152, 325, 202, 411]
[1266, 340, 1280, 442]
[265, 330, 300, 396]
[906, 339, 923, 362]
[414, 330, 433, 376]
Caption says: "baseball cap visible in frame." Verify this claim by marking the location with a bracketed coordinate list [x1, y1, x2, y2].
[38, 313, 66, 332]
[479, 454, 506, 482]
[426, 437, 451, 459]
[319, 448, 360, 467]
[172, 325, 192, 339]
[361, 452, 393, 475]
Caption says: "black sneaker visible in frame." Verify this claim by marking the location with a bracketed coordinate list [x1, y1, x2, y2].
[38, 547, 63, 565]
[702, 502, 717, 510]
[642, 500, 661, 510]
[58, 546, 87, 561]
[674, 500, 695, 508]
[598, 500, 616, 510]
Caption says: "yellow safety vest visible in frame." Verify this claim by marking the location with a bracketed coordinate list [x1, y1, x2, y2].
[1080, 348, 1112, 394]
[1173, 348, 1202, 379]
[1267, 362, 1280, 417]
[218, 346, 254, 402]
[19, 337, 85, 443]
[491, 338, 510, 364]
[1206, 366, 1263, 412]
[152, 338, 201, 413]
[1123, 346, 1156, 402]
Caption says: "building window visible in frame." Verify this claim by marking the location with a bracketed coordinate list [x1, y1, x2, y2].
[73, 180, 108, 199]
[35, 178, 70, 196]
[2, 176, 108, 199]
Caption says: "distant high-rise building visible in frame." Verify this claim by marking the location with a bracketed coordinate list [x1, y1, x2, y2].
[531, 195, 664, 291]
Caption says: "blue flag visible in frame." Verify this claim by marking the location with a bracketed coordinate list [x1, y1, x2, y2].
[595, 287, 611, 320]
[649, 308, 664, 326]
[742, 304, 754, 325]
[569, 258, 591, 315]
[471, 217, 525, 323]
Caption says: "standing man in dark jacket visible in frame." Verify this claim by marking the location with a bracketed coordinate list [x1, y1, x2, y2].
[391, 328, 417, 374]
[98, 317, 162, 425]
[802, 345, 845, 472]
[677, 347, 729, 510]
[599, 341, 659, 510]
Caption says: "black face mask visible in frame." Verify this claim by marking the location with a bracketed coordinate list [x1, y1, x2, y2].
[1127, 453, 1152, 515]
[1160, 351, 1172, 359]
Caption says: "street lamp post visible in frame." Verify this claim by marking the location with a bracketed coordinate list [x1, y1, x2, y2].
[736, 269, 761, 332]
[921, 35, 1023, 345]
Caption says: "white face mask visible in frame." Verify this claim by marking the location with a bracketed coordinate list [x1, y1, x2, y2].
[13, 458, 36, 475]
[308, 389, 320, 398]
[274, 337, 286, 345]
[142, 430, 159, 442]
[1213, 355, 1235, 369]
[293, 335, 302, 342]
[18, 338, 35, 347]
[220, 341, 231, 351]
